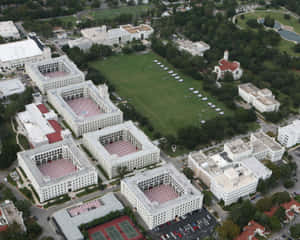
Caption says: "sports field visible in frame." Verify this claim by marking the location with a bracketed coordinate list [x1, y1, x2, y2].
[88, 216, 142, 240]
[90, 52, 231, 136]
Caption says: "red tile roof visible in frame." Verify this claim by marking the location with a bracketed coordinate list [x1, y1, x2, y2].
[281, 199, 300, 211]
[0, 225, 8, 232]
[46, 120, 63, 144]
[235, 221, 265, 240]
[264, 206, 278, 217]
[36, 104, 49, 114]
[219, 59, 239, 72]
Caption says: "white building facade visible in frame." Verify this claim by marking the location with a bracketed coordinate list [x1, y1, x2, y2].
[239, 83, 280, 113]
[175, 39, 210, 56]
[83, 121, 160, 178]
[25, 55, 85, 94]
[48, 81, 123, 137]
[18, 138, 98, 202]
[188, 152, 258, 206]
[79, 24, 153, 47]
[277, 120, 300, 148]
[121, 164, 203, 229]
[0, 36, 51, 71]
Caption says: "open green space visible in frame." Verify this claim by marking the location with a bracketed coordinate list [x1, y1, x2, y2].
[90, 52, 231, 136]
[237, 10, 300, 56]
[84, 5, 153, 21]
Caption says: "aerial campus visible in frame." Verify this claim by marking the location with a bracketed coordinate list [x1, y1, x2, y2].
[2, 1, 300, 240]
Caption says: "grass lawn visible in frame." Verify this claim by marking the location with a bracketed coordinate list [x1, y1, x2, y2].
[90, 52, 231, 136]
[237, 10, 300, 57]
[83, 5, 153, 21]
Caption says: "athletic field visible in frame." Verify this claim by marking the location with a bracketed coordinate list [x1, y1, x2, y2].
[90, 52, 231, 136]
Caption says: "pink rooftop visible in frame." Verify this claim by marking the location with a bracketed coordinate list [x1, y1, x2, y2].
[144, 184, 179, 204]
[38, 158, 77, 179]
[68, 199, 102, 217]
[43, 71, 69, 78]
[67, 97, 103, 118]
[104, 141, 139, 157]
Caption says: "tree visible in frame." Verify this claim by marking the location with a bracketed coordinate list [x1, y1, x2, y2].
[264, 16, 275, 28]
[283, 179, 295, 188]
[269, 216, 281, 231]
[182, 167, 194, 180]
[274, 206, 286, 222]
[217, 220, 240, 240]
[15, 200, 31, 218]
[271, 191, 291, 205]
[203, 190, 213, 206]
[290, 224, 300, 239]
[230, 200, 256, 227]
[256, 197, 273, 212]
[117, 166, 128, 179]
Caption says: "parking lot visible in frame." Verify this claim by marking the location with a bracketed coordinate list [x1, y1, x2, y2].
[149, 208, 218, 240]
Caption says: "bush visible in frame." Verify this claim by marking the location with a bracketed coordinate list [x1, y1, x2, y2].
[246, 19, 260, 28]
[283, 179, 295, 188]
[264, 16, 275, 28]
[284, 14, 291, 20]
[20, 187, 33, 201]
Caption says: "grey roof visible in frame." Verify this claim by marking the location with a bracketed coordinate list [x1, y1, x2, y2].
[242, 156, 272, 179]
[17, 137, 95, 187]
[53, 193, 124, 240]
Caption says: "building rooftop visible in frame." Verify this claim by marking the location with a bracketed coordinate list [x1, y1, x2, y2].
[0, 78, 25, 98]
[17, 138, 95, 187]
[0, 39, 43, 62]
[239, 83, 260, 96]
[122, 164, 203, 214]
[121, 24, 153, 34]
[53, 193, 124, 240]
[252, 131, 283, 151]
[256, 96, 280, 106]
[279, 120, 300, 135]
[212, 163, 257, 192]
[242, 157, 272, 180]
[0, 21, 20, 39]
[225, 139, 252, 155]
[219, 59, 240, 71]
[175, 39, 210, 56]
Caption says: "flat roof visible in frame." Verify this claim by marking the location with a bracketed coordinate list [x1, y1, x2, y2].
[0, 39, 43, 62]
[53, 193, 124, 240]
[242, 157, 272, 179]
[0, 21, 19, 38]
[225, 139, 252, 154]
[252, 131, 283, 151]
[212, 163, 258, 192]
[239, 83, 260, 96]
[122, 164, 203, 214]
[0, 78, 25, 97]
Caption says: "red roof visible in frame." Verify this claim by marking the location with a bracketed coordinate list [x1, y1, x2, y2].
[219, 59, 239, 72]
[264, 206, 279, 217]
[48, 120, 62, 133]
[281, 199, 300, 211]
[235, 221, 265, 240]
[46, 120, 63, 144]
[0, 225, 8, 232]
[36, 104, 49, 114]
[287, 210, 294, 217]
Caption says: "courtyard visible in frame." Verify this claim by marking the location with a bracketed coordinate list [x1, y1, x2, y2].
[90, 52, 231, 136]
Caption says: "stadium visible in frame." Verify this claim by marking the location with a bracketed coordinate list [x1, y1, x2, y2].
[48, 81, 123, 137]
[121, 164, 203, 229]
[25, 55, 85, 94]
[18, 138, 98, 202]
[83, 121, 160, 179]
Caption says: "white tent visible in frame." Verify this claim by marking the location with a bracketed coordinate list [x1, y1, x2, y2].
[193, 90, 199, 94]
[189, 88, 194, 91]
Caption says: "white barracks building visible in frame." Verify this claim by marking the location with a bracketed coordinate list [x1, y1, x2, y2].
[26, 55, 85, 94]
[121, 164, 203, 229]
[278, 120, 300, 148]
[48, 81, 123, 137]
[188, 151, 258, 206]
[83, 121, 160, 178]
[238, 83, 280, 113]
[0, 34, 51, 71]
[18, 138, 98, 202]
